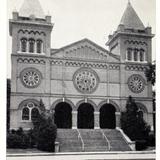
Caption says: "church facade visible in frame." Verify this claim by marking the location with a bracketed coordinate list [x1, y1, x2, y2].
[9, 0, 154, 130]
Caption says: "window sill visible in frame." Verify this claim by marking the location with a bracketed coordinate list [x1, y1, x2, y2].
[17, 51, 45, 55]
[125, 60, 148, 63]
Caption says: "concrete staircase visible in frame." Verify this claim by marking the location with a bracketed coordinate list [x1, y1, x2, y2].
[56, 129, 82, 152]
[79, 129, 108, 152]
[56, 129, 131, 152]
[103, 129, 131, 151]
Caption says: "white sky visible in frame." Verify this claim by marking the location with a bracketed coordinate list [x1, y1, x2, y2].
[7, 0, 156, 77]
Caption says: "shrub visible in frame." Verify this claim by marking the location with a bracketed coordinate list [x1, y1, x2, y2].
[7, 127, 30, 149]
[136, 140, 147, 151]
[147, 133, 155, 146]
[36, 115, 57, 152]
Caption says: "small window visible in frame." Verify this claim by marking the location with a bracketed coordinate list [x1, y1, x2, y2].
[140, 49, 145, 61]
[29, 39, 35, 53]
[22, 107, 29, 120]
[36, 40, 42, 53]
[127, 48, 132, 61]
[133, 49, 138, 61]
[21, 38, 27, 52]
[31, 108, 39, 121]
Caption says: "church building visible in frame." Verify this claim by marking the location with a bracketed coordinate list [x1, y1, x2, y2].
[9, 0, 154, 131]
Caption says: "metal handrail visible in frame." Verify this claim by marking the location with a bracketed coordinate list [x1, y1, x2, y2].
[77, 129, 85, 151]
[101, 129, 111, 151]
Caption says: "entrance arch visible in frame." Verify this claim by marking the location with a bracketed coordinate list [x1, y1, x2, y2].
[78, 103, 94, 129]
[54, 102, 72, 128]
[100, 103, 116, 129]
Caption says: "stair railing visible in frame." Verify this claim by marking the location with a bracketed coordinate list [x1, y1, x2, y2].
[77, 129, 85, 151]
[101, 129, 111, 151]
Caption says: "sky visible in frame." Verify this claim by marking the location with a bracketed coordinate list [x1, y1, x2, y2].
[7, 0, 156, 77]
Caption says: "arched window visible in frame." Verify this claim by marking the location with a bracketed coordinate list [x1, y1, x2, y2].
[29, 39, 35, 53]
[22, 107, 29, 120]
[36, 40, 43, 53]
[133, 49, 138, 61]
[126, 48, 132, 61]
[140, 49, 145, 62]
[21, 38, 27, 52]
[31, 108, 39, 121]
[21, 102, 39, 121]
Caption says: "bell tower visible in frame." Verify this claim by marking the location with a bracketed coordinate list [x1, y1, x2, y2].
[106, 1, 154, 63]
[9, 0, 53, 57]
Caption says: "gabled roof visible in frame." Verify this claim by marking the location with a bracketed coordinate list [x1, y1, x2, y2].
[51, 38, 119, 62]
[19, 0, 45, 19]
[119, 1, 145, 30]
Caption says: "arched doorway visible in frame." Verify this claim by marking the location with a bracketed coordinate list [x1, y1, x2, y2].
[100, 104, 116, 129]
[54, 102, 72, 128]
[78, 103, 94, 129]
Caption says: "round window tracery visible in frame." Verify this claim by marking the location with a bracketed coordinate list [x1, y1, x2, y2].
[128, 74, 145, 93]
[73, 68, 99, 94]
[20, 68, 42, 88]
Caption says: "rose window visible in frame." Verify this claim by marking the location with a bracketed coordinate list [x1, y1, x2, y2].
[21, 68, 42, 88]
[73, 68, 99, 93]
[128, 74, 145, 93]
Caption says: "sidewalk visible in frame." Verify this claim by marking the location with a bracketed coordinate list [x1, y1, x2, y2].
[7, 150, 156, 160]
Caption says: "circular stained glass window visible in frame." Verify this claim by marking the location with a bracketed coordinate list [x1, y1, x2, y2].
[73, 68, 99, 94]
[20, 68, 42, 88]
[128, 74, 145, 93]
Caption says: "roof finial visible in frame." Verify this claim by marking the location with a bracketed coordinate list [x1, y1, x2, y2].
[128, 0, 131, 5]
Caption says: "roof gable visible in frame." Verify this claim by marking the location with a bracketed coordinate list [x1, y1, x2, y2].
[51, 38, 119, 62]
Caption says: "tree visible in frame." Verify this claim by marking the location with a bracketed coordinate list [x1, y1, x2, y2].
[7, 79, 11, 132]
[144, 62, 156, 134]
[121, 96, 150, 141]
[32, 99, 57, 152]
[145, 62, 155, 86]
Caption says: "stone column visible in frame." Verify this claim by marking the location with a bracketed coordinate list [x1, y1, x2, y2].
[34, 41, 37, 53]
[94, 111, 100, 129]
[115, 112, 121, 128]
[72, 111, 77, 129]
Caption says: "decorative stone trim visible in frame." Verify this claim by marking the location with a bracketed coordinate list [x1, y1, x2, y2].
[125, 65, 147, 71]
[17, 58, 45, 64]
[109, 64, 120, 70]
[18, 29, 46, 36]
[50, 60, 108, 69]
[124, 40, 147, 46]
[50, 60, 63, 65]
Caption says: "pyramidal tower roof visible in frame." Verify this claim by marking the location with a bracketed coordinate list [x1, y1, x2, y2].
[19, 0, 45, 19]
[119, 1, 145, 30]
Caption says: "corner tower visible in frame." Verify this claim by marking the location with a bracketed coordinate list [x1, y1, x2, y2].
[9, 0, 53, 57]
[106, 1, 154, 63]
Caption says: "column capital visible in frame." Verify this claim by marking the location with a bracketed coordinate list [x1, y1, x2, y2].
[115, 112, 121, 115]
[94, 111, 100, 115]
[72, 111, 78, 114]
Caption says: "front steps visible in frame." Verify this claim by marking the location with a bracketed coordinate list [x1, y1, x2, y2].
[56, 129, 131, 152]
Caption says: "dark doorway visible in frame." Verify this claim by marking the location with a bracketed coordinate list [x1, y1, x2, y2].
[54, 102, 72, 128]
[100, 104, 116, 129]
[78, 103, 94, 129]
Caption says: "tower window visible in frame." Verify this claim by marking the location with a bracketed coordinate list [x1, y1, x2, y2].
[126, 48, 132, 61]
[36, 40, 43, 53]
[140, 49, 145, 61]
[134, 49, 138, 61]
[29, 39, 35, 53]
[21, 38, 27, 52]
